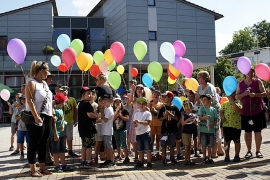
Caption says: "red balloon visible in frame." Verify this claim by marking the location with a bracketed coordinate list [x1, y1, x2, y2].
[58, 63, 68, 72]
[89, 64, 101, 78]
[62, 47, 77, 68]
[131, 68, 138, 78]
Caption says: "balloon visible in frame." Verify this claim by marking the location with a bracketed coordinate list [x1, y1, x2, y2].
[117, 65, 125, 75]
[169, 64, 180, 77]
[99, 60, 109, 73]
[142, 73, 153, 88]
[76, 52, 89, 71]
[110, 42, 125, 63]
[104, 49, 114, 65]
[173, 40, 186, 57]
[50, 55, 61, 67]
[222, 76, 238, 96]
[173, 55, 182, 70]
[255, 63, 270, 81]
[62, 48, 76, 68]
[84, 53, 93, 71]
[7, 38, 27, 65]
[93, 51, 104, 65]
[108, 61, 116, 71]
[70, 39, 84, 56]
[133, 41, 147, 61]
[144, 87, 152, 102]
[131, 68, 138, 78]
[57, 34, 70, 52]
[172, 97, 183, 110]
[180, 96, 188, 103]
[185, 78, 199, 91]
[148, 61, 163, 82]
[168, 68, 177, 80]
[220, 97, 229, 106]
[89, 64, 101, 78]
[0, 89, 10, 101]
[177, 58, 193, 78]
[160, 42, 175, 64]
[58, 63, 68, 72]
[168, 77, 176, 84]
[108, 71, 121, 90]
[237, 56, 251, 75]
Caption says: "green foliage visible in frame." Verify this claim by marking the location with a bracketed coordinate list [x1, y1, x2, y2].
[43, 45, 54, 51]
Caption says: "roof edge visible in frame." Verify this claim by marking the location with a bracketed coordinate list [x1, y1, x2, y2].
[87, 0, 106, 17]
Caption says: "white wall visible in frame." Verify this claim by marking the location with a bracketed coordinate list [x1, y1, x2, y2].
[244, 48, 270, 64]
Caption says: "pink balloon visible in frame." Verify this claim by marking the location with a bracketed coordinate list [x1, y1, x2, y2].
[173, 40, 186, 57]
[0, 89, 10, 101]
[99, 60, 109, 73]
[237, 56, 251, 75]
[62, 48, 77, 68]
[177, 58, 193, 78]
[255, 63, 270, 81]
[7, 38, 27, 65]
[110, 42, 125, 64]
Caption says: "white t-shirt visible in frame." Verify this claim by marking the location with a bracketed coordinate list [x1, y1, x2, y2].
[101, 106, 114, 135]
[134, 111, 152, 135]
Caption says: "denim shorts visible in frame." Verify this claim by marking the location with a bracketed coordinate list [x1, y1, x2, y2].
[51, 136, 65, 154]
[160, 133, 176, 147]
[104, 135, 113, 148]
[200, 132, 214, 147]
[136, 132, 151, 152]
[17, 131, 29, 143]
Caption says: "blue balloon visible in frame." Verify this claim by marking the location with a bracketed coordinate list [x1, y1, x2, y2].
[57, 34, 71, 52]
[142, 73, 153, 88]
[223, 76, 238, 96]
[172, 97, 182, 110]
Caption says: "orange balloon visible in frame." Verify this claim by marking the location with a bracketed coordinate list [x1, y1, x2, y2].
[169, 64, 180, 77]
[104, 49, 114, 65]
[76, 52, 89, 71]
[220, 97, 229, 106]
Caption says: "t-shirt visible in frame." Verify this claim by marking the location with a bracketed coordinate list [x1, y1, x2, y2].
[51, 108, 65, 137]
[113, 108, 129, 131]
[197, 83, 221, 110]
[221, 101, 242, 130]
[198, 106, 217, 134]
[16, 106, 26, 131]
[149, 102, 163, 127]
[134, 111, 152, 135]
[101, 106, 114, 135]
[182, 113, 194, 134]
[63, 97, 77, 124]
[78, 100, 97, 137]
[91, 102, 98, 114]
[158, 105, 180, 134]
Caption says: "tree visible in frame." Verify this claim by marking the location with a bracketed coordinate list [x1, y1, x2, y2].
[253, 20, 270, 48]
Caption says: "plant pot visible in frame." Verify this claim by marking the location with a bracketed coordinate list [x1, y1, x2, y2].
[43, 50, 54, 55]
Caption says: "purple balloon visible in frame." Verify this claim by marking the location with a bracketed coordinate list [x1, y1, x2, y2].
[7, 38, 27, 65]
[177, 58, 193, 78]
[237, 56, 251, 75]
[173, 40, 186, 57]
[172, 55, 182, 70]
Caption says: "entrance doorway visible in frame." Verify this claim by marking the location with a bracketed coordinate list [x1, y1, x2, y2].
[71, 29, 88, 53]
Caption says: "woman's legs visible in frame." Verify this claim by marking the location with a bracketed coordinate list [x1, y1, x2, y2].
[244, 132, 252, 152]
[254, 132, 262, 152]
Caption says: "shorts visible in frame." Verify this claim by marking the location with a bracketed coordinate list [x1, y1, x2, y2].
[11, 122, 17, 134]
[241, 112, 264, 132]
[150, 126, 161, 135]
[136, 132, 151, 152]
[182, 133, 192, 146]
[192, 125, 198, 140]
[51, 136, 65, 154]
[104, 135, 113, 148]
[81, 135, 95, 148]
[200, 132, 214, 147]
[223, 127, 241, 143]
[160, 133, 176, 147]
[114, 129, 127, 148]
[176, 127, 182, 140]
[95, 125, 104, 141]
[214, 126, 221, 142]
[17, 131, 29, 143]
[64, 124, 73, 141]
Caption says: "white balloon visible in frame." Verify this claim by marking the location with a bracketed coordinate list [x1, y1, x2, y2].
[144, 87, 152, 102]
[50, 55, 61, 67]
[0, 89, 10, 101]
[160, 42, 175, 64]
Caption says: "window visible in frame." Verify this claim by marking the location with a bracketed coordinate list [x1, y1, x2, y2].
[148, 0, 155, 6]
[0, 36, 7, 51]
[149, 31, 157, 40]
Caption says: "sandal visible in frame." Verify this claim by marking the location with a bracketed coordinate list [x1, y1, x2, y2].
[256, 151, 263, 158]
[30, 170, 43, 177]
[245, 151, 252, 159]
[39, 168, 53, 175]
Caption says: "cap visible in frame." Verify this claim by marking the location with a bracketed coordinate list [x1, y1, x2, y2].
[123, 93, 130, 98]
[59, 86, 70, 92]
[200, 94, 213, 100]
[54, 93, 68, 103]
[136, 84, 144, 88]
[152, 90, 161, 95]
[177, 88, 184, 94]
[136, 97, 147, 103]
[102, 93, 113, 99]
[130, 79, 137, 85]
[161, 91, 174, 98]
[183, 100, 194, 108]
[80, 87, 91, 96]
[95, 85, 113, 99]
[114, 97, 122, 102]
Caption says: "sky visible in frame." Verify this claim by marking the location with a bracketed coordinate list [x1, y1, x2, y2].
[1, 0, 270, 55]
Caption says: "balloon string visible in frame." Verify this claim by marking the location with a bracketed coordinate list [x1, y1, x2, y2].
[20, 65, 33, 100]
[155, 81, 160, 91]
[67, 65, 73, 86]
[81, 71, 83, 87]
[121, 74, 127, 91]
[140, 62, 142, 84]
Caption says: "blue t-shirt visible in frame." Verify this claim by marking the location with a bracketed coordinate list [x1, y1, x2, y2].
[51, 108, 65, 137]
[198, 106, 217, 134]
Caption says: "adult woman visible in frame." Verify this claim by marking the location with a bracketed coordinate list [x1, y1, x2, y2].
[196, 71, 224, 158]
[235, 69, 266, 158]
[25, 61, 53, 177]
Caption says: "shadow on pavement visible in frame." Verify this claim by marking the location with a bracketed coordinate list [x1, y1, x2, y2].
[192, 173, 216, 178]
[165, 171, 188, 177]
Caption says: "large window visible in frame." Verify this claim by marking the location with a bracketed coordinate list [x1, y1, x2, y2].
[0, 36, 7, 52]
[148, 0, 155, 6]
[149, 31, 157, 40]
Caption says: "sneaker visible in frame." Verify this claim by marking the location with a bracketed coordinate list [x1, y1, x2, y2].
[101, 160, 111, 166]
[206, 158, 214, 164]
[80, 161, 86, 168]
[61, 164, 73, 172]
[108, 162, 116, 167]
[9, 146, 14, 151]
[54, 166, 63, 173]
[68, 151, 79, 157]
[233, 156, 240, 162]
[177, 154, 184, 160]
[20, 154, 24, 160]
[147, 162, 152, 168]
[123, 157, 130, 164]
[134, 161, 144, 168]
[85, 161, 95, 168]
[114, 156, 122, 161]
[202, 158, 207, 163]
[171, 159, 178, 164]
[10, 150, 20, 155]
[190, 149, 195, 154]
[224, 156, 230, 162]
[199, 149, 203, 154]
[163, 159, 168, 165]
[194, 153, 201, 157]
[221, 137, 224, 144]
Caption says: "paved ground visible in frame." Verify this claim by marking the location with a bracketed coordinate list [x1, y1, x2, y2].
[0, 123, 270, 180]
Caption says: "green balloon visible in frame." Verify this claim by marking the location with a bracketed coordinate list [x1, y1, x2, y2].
[133, 41, 147, 61]
[108, 71, 121, 90]
[148, 61, 163, 82]
[70, 39, 84, 56]
[108, 61, 116, 71]
[93, 51, 104, 65]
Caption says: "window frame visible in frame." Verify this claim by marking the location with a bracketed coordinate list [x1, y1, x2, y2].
[148, 0, 156, 6]
[148, 31, 157, 40]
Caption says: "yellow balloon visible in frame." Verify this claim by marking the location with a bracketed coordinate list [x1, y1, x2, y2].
[169, 64, 180, 77]
[168, 77, 176, 84]
[185, 78, 199, 91]
[104, 49, 114, 65]
[76, 52, 89, 71]
[117, 65, 125, 75]
[180, 96, 188, 103]
[84, 53, 93, 71]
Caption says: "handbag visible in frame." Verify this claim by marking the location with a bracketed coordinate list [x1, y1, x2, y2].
[21, 82, 49, 124]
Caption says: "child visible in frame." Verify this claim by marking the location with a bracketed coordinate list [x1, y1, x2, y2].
[133, 97, 152, 168]
[220, 92, 242, 162]
[94, 97, 104, 164]
[51, 93, 72, 172]
[180, 101, 196, 165]
[198, 94, 217, 164]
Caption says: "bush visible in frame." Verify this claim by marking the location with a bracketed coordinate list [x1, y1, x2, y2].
[43, 45, 54, 51]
